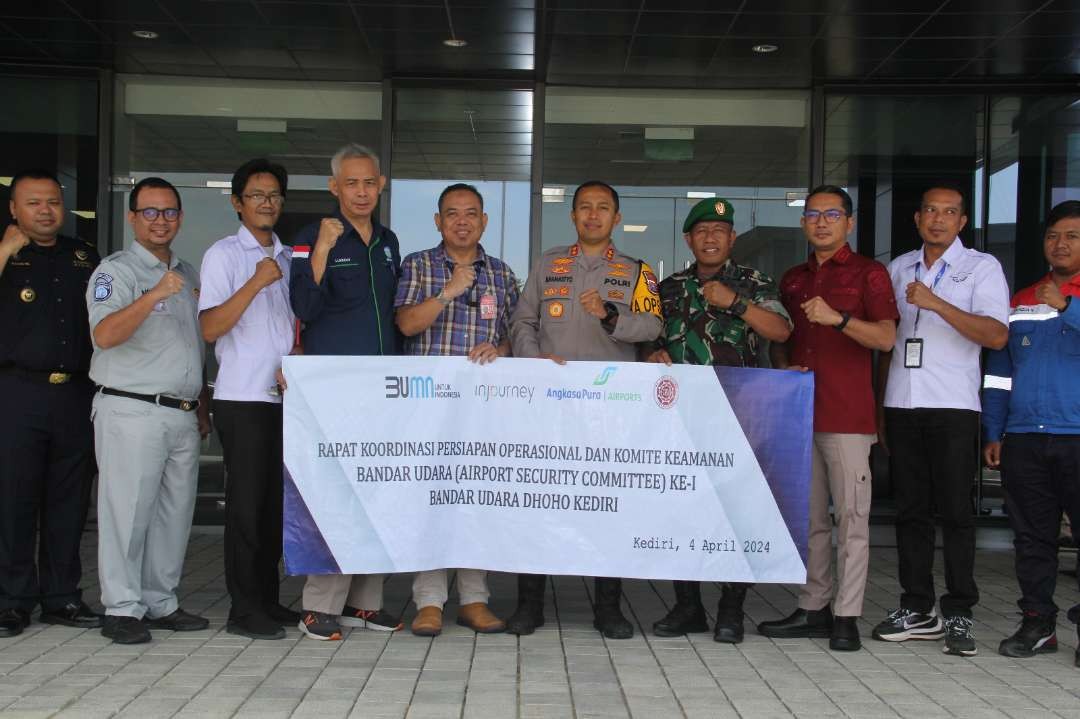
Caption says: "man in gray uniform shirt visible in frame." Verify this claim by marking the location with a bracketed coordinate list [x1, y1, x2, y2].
[87, 177, 211, 644]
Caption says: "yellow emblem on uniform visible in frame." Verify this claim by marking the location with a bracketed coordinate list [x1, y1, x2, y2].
[714, 201, 726, 216]
[75, 249, 89, 261]
[19, 287, 36, 303]
[548, 301, 564, 318]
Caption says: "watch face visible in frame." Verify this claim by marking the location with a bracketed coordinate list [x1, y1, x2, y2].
[730, 299, 748, 317]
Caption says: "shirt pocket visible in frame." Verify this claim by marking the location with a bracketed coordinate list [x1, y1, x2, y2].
[1062, 323, 1080, 355]
[330, 264, 371, 305]
[826, 287, 861, 313]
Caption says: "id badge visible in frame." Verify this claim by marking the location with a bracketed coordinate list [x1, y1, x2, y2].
[904, 338, 923, 368]
[479, 292, 497, 320]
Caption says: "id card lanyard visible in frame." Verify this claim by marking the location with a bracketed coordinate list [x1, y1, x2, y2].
[905, 260, 947, 368]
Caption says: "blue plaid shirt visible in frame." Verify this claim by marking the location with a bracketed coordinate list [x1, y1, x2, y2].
[394, 243, 520, 357]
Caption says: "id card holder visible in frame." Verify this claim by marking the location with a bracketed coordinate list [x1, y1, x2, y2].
[479, 292, 497, 320]
[904, 338, 923, 368]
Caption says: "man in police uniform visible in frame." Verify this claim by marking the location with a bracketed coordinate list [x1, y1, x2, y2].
[290, 143, 403, 641]
[508, 180, 662, 639]
[648, 198, 792, 643]
[0, 169, 102, 637]
[88, 177, 211, 644]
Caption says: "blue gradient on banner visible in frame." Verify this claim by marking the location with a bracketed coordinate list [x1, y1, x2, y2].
[283, 466, 340, 575]
[714, 366, 813, 564]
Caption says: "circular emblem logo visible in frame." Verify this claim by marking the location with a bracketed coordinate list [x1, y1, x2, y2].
[19, 287, 36, 303]
[654, 375, 678, 409]
[548, 301, 564, 318]
[75, 249, 89, 261]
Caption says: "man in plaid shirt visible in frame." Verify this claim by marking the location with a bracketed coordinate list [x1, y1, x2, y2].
[394, 183, 519, 636]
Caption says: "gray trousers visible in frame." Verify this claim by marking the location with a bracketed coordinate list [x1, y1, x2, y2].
[301, 574, 385, 614]
[93, 394, 200, 619]
[412, 569, 489, 610]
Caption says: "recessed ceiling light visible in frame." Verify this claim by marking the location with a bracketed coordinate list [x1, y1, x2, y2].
[623, 225, 648, 233]
[443, 38, 467, 48]
[752, 43, 779, 54]
[132, 29, 159, 40]
[687, 191, 716, 199]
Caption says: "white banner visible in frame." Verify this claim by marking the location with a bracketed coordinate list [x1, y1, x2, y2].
[282, 356, 812, 583]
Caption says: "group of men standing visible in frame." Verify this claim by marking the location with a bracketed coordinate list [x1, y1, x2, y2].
[0, 148, 1077, 669]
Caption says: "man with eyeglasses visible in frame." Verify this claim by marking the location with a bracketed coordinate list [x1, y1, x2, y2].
[0, 169, 102, 637]
[198, 159, 299, 640]
[874, 184, 1009, 657]
[87, 177, 212, 644]
[647, 197, 791, 644]
[290, 143, 403, 641]
[394, 183, 518, 637]
[757, 186, 898, 651]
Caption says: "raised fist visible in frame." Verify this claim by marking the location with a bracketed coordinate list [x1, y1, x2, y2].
[316, 218, 345, 252]
[153, 270, 185, 300]
[252, 256, 283, 289]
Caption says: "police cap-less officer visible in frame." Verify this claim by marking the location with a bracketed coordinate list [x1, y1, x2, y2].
[508, 180, 662, 639]
[0, 169, 101, 637]
[88, 177, 211, 645]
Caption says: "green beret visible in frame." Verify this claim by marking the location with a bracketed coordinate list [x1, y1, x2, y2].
[682, 198, 735, 233]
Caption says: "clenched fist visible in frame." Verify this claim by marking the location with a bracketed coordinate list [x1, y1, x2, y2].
[0, 225, 30, 257]
[579, 288, 607, 319]
[905, 281, 941, 311]
[702, 280, 736, 310]
[1034, 281, 1068, 312]
[443, 263, 477, 300]
[252, 256, 283, 289]
[801, 296, 843, 327]
[152, 270, 185, 300]
[315, 218, 344, 253]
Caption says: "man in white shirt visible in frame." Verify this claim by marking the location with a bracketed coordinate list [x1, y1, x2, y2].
[198, 159, 298, 640]
[874, 184, 1009, 657]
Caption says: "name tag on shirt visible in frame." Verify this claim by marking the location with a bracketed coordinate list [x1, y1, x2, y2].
[904, 338, 923, 368]
[480, 292, 497, 321]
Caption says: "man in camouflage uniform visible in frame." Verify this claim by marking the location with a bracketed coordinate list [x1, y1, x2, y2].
[648, 197, 792, 643]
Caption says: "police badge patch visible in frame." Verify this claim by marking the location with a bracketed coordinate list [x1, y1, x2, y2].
[93, 273, 113, 302]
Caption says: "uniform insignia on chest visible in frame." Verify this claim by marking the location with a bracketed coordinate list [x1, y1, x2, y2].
[607, 290, 625, 300]
[1021, 336, 1031, 347]
[75, 249, 89, 261]
[548, 301, 564, 317]
[544, 287, 570, 297]
[549, 265, 571, 274]
[19, 287, 36, 303]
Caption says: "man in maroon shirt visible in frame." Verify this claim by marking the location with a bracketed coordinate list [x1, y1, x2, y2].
[758, 185, 899, 651]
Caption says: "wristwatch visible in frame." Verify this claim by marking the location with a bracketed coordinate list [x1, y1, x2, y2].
[728, 294, 748, 317]
[601, 301, 620, 330]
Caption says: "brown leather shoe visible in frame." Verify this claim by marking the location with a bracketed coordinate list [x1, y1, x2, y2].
[411, 606, 443, 636]
[457, 602, 506, 633]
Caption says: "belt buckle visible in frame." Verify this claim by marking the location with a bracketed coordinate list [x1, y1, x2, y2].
[180, 400, 193, 411]
[48, 372, 71, 385]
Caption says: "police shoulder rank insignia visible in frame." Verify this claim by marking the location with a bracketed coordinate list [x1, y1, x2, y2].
[19, 287, 36, 303]
[93, 273, 113, 302]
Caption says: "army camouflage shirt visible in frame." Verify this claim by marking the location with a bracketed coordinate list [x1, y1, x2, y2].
[654, 260, 790, 367]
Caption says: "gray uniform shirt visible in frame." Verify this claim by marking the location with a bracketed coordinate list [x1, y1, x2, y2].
[511, 243, 663, 361]
[87, 241, 204, 399]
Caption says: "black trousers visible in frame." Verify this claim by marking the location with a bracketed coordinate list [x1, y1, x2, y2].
[1002, 433, 1080, 617]
[886, 407, 979, 618]
[215, 400, 284, 619]
[0, 373, 95, 611]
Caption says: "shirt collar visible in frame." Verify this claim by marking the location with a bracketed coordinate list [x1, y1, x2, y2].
[237, 225, 283, 256]
[808, 243, 853, 271]
[912, 236, 963, 270]
[131, 239, 179, 269]
[569, 242, 617, 261]
[436, 242, 489, 268]
[691, 259, 736, 281]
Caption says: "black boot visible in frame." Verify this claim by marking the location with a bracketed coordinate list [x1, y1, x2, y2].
[714, 583, 748, 644]
[757, 606, 834, 638]
[593, 577, 634, 639]
[654, 581, 709, 637]
[506, 574, 546, 636]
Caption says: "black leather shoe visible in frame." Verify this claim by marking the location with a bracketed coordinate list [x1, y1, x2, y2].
[713, 584, 747, 644]
[830, 616, 861, 651]
[146, 609, 209, 632]
[506, 604, 545, 636]
[263, 604, 301, 625]
[593, 606, 634, 639]
[101, 616, 151, 644]
[758, 607, 834, 638]
[654, 603, 709, 637]
[0, 608, 31, 637]
[228, 613, 286, 640]
[40, 602, 103, 629]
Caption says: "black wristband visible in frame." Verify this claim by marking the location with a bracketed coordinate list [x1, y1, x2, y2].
[835, 312, 851, 332]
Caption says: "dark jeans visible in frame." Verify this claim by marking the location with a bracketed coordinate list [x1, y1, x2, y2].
[0, 373, 95, 611]
[215, 400, 284, 619]
[1002, 432, 1080, 617]
[886, 407, 979, 618]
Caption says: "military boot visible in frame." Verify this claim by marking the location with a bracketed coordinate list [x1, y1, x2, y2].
[506, 573, 546, 636]
[653, 580, 709, 637]
[593, 577, 634, 639]
[714, 583, 748, 644]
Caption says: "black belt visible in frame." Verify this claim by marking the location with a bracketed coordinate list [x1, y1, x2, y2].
[98, 386, 200, 412]
[1, 366, 86, 385]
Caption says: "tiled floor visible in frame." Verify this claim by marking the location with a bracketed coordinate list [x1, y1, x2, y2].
[1, 527, 1078, 718]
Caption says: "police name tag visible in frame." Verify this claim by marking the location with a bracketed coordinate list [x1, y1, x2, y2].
[479, 292, 497, 320]
[904, 338, 923, 368]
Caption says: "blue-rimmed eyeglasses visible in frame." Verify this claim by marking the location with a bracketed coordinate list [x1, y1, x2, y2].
[135, 207, 180, 222]
[802, 209, 848, 224]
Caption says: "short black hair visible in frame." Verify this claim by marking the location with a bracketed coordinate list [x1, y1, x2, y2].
[921, 182, 967, 215]
[231, 158, 288, 200]
[10, 169, 61, 197]
[1046, 200, 1080, 233]
[129, 177, 182, 212]
[806, 184, 853, 216]
[438, 183, 484, 212]
[572, 181, 619, 212]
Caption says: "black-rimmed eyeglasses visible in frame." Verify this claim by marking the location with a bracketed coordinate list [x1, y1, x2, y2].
[243, 192, 285, 205]
[802, 209, 849, 224]
[135, 207, 180, 222]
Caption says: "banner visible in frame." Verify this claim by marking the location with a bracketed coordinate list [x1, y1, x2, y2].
[282, 356, 812, 583]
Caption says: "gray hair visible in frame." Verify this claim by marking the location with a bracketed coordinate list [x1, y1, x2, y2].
[331, 143, 381, 177]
